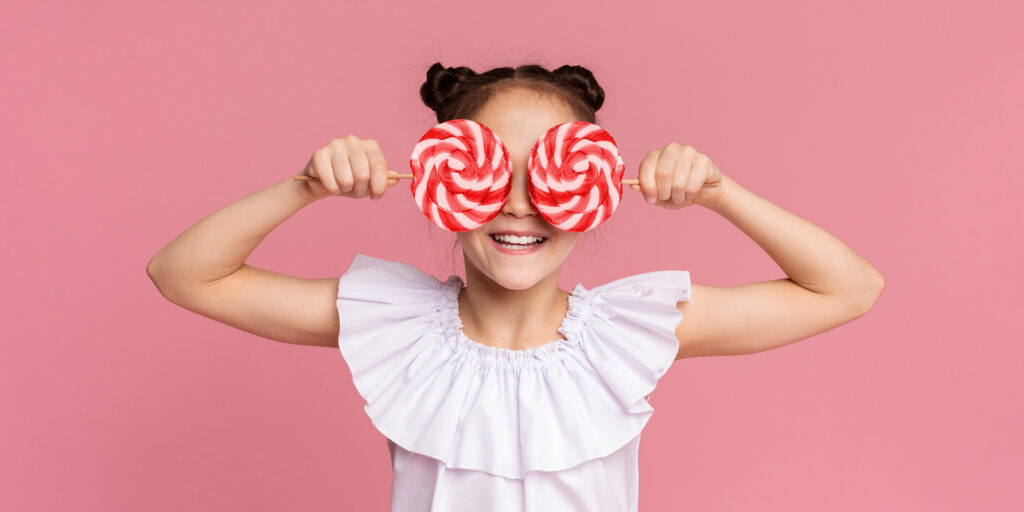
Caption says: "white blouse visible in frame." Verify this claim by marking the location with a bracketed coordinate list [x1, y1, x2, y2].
[336, 254, 691, 511]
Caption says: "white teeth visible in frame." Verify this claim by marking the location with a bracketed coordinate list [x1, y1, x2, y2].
[492, 233, 543, 244]
[497, 242, 539, 250]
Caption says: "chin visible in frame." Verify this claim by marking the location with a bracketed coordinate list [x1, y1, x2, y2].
[488, 271, 546, 291]
[458, 232, 578, 284]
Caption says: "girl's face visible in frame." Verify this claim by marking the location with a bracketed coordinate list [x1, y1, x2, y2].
[456, 87, 583, 291]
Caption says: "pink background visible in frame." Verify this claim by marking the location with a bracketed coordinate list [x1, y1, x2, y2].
[3, 0, 1021, 510]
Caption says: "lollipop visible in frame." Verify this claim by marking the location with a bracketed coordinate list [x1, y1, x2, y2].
[528, 121, 626, 232]
[292, 120, 638, 232]
[409, 119, 513, 232]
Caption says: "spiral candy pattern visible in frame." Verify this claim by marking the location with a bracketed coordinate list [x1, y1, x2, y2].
[528, 121, 625, 232]
[409, 119, 513, 232]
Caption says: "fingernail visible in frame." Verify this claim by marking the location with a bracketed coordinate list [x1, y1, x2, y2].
[646, 195, 656, 204]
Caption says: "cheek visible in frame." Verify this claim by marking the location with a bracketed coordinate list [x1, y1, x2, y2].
[549, 233, 581, 252]
[456, 232, 486, 253]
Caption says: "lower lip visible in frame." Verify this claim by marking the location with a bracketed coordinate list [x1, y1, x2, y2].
[490, 236, 547, 255]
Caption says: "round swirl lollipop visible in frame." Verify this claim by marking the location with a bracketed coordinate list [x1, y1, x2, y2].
[409, 119, 513, 232]
[528, 121, 626, 232]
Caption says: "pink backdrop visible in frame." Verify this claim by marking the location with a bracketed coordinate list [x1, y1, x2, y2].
[4, 0, 1021, 510]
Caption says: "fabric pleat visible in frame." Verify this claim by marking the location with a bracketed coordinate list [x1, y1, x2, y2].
[336, 253, 691, 480]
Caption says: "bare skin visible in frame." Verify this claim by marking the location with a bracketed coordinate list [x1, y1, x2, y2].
[453, 88, 582, 351]
[145, 86, 884, 373]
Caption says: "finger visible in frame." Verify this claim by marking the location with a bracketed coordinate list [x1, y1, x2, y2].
[329, 140, 353, 194]
[638, 151, 659, 203]
[346, 137, 371, 197]
[300, 157, 319, 186]
[364, 139, 387, 200]
[302, 155, 315, 178]
[314, 148, 339, 194]
[656, 145, 681, 202]
[671, 157, 689, 205]
[687, 155, 712, 203]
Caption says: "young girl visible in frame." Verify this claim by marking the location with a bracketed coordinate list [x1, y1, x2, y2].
[147, 62, 885, 511]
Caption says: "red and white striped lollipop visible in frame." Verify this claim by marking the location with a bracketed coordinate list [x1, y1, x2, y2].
[409, 119, 514, 232]
[528, 121, 626, 232]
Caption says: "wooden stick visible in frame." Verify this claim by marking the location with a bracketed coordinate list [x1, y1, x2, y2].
[293, 172, 412, 181]
[293, 173, 640, 185]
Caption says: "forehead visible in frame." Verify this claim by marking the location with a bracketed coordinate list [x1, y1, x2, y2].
[471, 87, 579, 149]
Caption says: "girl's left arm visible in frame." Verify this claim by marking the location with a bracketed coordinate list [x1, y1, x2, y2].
[632, 143, 885, 359]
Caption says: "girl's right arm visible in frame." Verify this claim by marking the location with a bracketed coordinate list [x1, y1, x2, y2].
[146, 135, 398, 348]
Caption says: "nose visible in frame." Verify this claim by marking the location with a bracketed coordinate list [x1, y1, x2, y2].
[500, 160, 538, 218]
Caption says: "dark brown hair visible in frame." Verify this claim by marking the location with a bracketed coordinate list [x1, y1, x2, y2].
[419, 62, 606, 125]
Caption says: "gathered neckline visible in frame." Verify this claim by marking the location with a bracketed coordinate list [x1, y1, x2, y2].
[437, 276, 591, 369]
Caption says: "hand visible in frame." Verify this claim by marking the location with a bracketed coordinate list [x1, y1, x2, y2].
[631, 143, 725, 210]
[296, 135, 400, 201]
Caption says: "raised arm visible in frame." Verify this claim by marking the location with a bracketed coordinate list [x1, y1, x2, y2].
[146, 135, 398, 348]
[628, 142, 883, 359]
[673, 174, 885, 358]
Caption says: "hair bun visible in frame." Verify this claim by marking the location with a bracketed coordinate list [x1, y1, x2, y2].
[552, 65, 605, 112]
[420, 62, 477, 114]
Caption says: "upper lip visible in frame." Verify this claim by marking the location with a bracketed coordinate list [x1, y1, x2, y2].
[488, 230, 548, 238]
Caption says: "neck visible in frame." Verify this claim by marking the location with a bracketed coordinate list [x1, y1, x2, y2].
[458, 261, 571, 350]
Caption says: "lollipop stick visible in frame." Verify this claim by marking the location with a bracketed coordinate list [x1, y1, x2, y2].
[295, 174, 638, 185]
[293, 172, 413, 181]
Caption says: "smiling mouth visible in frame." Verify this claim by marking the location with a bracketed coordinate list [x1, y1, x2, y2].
[489, 233, 548, 250]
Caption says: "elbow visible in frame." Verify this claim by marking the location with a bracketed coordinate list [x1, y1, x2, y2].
[146, 254, 159, 278]
[146, 254, 178, 302]
[146, 253, 166, 284]
[853, 272, 885, 316]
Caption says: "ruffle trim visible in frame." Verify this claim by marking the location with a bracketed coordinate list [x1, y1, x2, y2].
[336, 253, 690, 479]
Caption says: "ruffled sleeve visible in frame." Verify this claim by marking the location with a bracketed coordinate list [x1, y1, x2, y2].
[336, 253, 692, 479]
[335, 253, 455, 409]
[564, 269, 691, 416]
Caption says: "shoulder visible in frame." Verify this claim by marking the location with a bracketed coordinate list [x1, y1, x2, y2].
[582, 268, 691, 309]
[338, 253, 455, 301]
